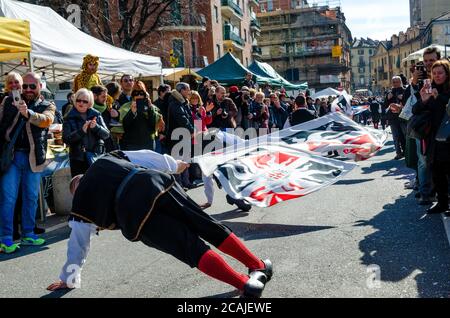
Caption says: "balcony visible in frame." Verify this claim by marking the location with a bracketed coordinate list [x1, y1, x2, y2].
[250, 19, 261, 31]
[221, 0, 243, 21]
[157, 13, 206, 32]
[252, 45, 262, 56]
[223, 24, 245, 48]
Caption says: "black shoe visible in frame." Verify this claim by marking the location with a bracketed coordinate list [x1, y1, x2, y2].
[241, 277, 265, 298]
[249, 259, 273, 283]
[426, 203, 449, 214]
[226, 195, 252, 212]
[248, 271, 267, 284]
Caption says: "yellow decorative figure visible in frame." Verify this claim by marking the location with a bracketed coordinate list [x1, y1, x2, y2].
[73, 54, 102, 92]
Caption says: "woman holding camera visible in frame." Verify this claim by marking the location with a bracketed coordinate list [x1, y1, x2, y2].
[118, 81, 164, 151]
[63, 88, 110, 177]
[412, 59, 450, 214]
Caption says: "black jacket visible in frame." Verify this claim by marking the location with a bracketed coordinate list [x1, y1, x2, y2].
[121, 102, 161, 151]
[63, 107, 110, 161]
[0, 96, 55, 172]
[290, 108, 316, 126]
[166, 90, 194, 149]
[412, 84, 450, 162]
[71, 154, 175, 241]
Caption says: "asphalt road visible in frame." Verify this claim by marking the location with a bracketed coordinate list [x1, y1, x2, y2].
[1, 133, 449, 298]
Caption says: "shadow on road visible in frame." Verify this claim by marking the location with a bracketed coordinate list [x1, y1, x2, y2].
[335, 178, 375, 185]
[0, 226, 70, 262]
[223, 221, 335, 241]
[357, 191, 450, 297]
[40, 288, 73, 299]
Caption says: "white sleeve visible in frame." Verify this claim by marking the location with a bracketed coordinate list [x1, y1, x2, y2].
[59, 221, 97, 288]
[123, 150, 178, 174]
[283, 118, 291, 129]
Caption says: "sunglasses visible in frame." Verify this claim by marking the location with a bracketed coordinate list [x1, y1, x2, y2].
[22, 84, 37, 90]
[123, 78, 134, 83]
[132, 91, 146, 97]
[76, 99, 89, 104]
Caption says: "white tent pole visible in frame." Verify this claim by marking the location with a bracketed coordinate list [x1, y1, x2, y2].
[52, 63, 56, 83]
[28, 52, 34, 72]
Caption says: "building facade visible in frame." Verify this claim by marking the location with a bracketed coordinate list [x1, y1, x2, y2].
[21, 0, 261, 68]
[409, 0, 450, 27]
[421, 12, 450, 48]
[257, 0, 352, 91]
[370, 26, 423, 94]
[350, 38, 378, 93]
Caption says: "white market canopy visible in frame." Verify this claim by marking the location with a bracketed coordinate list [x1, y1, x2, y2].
[311, 87, 341, 99]
[0, 0, 162, 83]
[402, 44, 449, 62]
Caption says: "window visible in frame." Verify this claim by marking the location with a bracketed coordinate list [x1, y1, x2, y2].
[171, 0, 182, 24]
[267, 0, 273, 11]
[214, 5, 219, 24]
[446, 25, 450, 35]
[244, 28, 247, 42]
[216, 44, 221, 58]
[358, 49, 364, 55]
[359, 68, 365, 73]
[369, 49, 373, 55]
[172, 39, 184, 67]
[246, 57, 249, 67]
[286, 68, 299, 81]
[359, 76, 365, 85]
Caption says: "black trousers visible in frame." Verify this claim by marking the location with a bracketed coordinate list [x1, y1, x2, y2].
[432, 159, 450, 206]
[139, 182, 232, 268]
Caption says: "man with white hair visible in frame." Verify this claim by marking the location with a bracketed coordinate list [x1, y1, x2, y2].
[0, 72, 56, 253]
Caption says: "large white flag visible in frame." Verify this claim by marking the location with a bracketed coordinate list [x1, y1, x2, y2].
[192, 112, 386, 207]
[211, 144, 356, 207]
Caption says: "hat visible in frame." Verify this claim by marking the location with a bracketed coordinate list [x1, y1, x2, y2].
[229, 86, 239, 93]
[241, 86, 250, 92]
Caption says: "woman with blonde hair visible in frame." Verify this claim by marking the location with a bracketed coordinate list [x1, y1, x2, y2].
[63, 88, 110, 177]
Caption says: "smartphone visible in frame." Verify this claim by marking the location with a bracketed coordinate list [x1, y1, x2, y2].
[11, 90, 22, 106]
[424, 79, 432, 94]
[136, 99, 148, 113]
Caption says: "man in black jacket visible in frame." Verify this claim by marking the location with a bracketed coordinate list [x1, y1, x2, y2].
[285, 95, 316, 128]
[46, 150, 272, 297]
[166, 82, 195, 155]
[384, 76, 406, 160]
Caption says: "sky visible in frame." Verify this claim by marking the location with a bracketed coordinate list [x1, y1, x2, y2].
[340, 0, 411, 41]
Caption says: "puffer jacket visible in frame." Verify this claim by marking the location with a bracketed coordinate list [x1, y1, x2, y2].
[63, 107, 110, 161]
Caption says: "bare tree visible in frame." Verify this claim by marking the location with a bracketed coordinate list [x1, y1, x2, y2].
[32, 0, 204, 52]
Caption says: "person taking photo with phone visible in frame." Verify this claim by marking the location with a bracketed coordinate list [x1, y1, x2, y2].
[118, 81, 164, 151]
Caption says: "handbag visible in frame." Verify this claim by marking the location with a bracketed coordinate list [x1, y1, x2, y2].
[0, 119, 26, 174]
[399, 86, 417, 121]
[407, 111, 432, 139]
[435, 112, 450, 143]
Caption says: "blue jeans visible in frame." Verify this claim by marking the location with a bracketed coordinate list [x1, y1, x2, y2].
[416, 139, 433, 197]
[0, 151, 41, 241]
